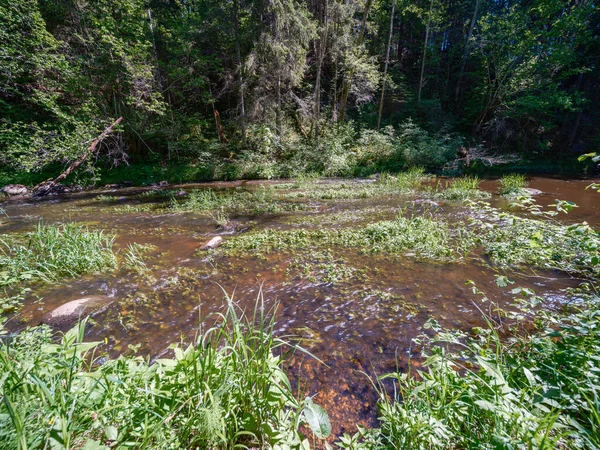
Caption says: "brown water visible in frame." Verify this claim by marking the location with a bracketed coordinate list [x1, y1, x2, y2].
[1, 176, 598, 440]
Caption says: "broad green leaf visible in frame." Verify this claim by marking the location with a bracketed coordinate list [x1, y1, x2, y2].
[303, 398, 331, 439]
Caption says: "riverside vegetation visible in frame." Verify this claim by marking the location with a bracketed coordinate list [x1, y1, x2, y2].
[0, 172, 599, 449]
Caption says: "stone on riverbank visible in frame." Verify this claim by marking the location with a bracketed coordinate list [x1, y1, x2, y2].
[1, 184, 29, 196]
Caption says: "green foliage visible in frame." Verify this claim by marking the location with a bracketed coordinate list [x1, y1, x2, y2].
[436, 176, 491, 201]
[339, 286, 600, 449]
[224, 211, 470, 261]
[397, 120, 461, 170]
[469, 200, 600, 277]
[0, 222, 116, 314]
[0, 298, 329, 449]
[499, 174, 529, 197]
[170, 187, 307, 215]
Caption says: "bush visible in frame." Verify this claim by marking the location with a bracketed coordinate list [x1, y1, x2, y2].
[398, 119, 461, 170]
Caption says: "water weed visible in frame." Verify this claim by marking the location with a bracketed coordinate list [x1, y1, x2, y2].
[499, 173, 529, 197]
[468, 201, 600, 277]
[436, 176, 491, 201]
[171, 187, 307, 214]
[224, 212, 470, 261]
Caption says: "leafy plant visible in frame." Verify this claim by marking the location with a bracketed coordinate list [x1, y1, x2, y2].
[499, 174, 529, 197]
[0, 295, 330, 449]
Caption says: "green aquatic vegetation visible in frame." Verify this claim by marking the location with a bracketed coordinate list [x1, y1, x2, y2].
[287, 251, 365, 285]
[436, 176, 491, 201]
[171, 188, 307, 214]
[285, 169, 431, 201]
[110, 203, 162, 214]
[469, 201, 600, 277]
[339, 287, 600, 450]
[0, 298, 330, 449]
[121, 242, 158, 273]
[94, 194, 119, 202]
[379, 167, 431, 194]
[224, 213, 470, 261]
[499, 173, 529, 197]
[0, 223, 117, 314]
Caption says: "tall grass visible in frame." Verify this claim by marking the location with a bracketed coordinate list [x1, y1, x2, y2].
[0, 222, 116, 313]
[0, 295, 329, 449]
[499, 173, 529, 197]
[436, 176, 491, 201]
[380, 167, 429, 194]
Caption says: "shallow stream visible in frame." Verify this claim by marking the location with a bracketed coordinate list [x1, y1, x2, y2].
[1, 176, 598, 437]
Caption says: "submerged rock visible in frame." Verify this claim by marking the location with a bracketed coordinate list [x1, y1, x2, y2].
[523, 188, 543, 196]
[1, 184, 29, 196]
[217, 221, 250, 234]
[199, 236, 223, 250]
[413, 198, 440, 207]
[42, 295, 113, 329]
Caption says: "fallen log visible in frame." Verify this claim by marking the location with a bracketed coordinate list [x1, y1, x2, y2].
[33, 117, 123, 196]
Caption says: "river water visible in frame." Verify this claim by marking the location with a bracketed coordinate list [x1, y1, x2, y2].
[1, 176, 598, 438]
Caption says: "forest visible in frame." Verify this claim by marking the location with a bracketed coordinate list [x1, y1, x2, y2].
[1, 2, 600, 450]
[1, 0, 599, 184]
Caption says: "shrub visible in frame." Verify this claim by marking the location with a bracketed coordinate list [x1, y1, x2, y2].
[398, 119, 461, 170]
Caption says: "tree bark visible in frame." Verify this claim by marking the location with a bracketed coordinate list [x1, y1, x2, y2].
[233, 0, 247, 145]
[377, 0, 396, 129]
[418, 0, 434, 105]
[454, 0, 480, 103]
[338, 0, 373, 122]
[313, 0, 329, 141]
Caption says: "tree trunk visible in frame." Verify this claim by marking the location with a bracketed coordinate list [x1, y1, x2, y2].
[314, 0, 329, 141]
[233, 0, 247, 145]
[418, 0, 434, 105]
[338, 0, 373, 122]
[454, 0, 480, 103]
[146, 7, 162, 91]
[377, 0, 396, 130]
[276, 74, 282, 138]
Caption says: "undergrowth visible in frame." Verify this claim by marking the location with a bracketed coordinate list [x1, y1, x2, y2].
[338, 284, 600, 450]
[0, 296, 331, 449]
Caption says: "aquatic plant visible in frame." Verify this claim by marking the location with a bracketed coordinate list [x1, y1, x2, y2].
[171, 187, 306, 214]
[468, 201, 600, 278]
[0, 223, 117, 314]
[499, 174, 529, 197]
[0, 296, 330, 449]
[224, 212, 471, 261]
[436, 176, 491, 201]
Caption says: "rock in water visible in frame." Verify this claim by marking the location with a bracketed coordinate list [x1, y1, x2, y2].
[1, 184, 29, 196]
[523, 188, 543, 196]
[199, 236, 223, 250]
[42, 295, 113, 329]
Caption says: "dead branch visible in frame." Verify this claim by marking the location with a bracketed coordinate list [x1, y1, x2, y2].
[33, 117, 123, 196]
